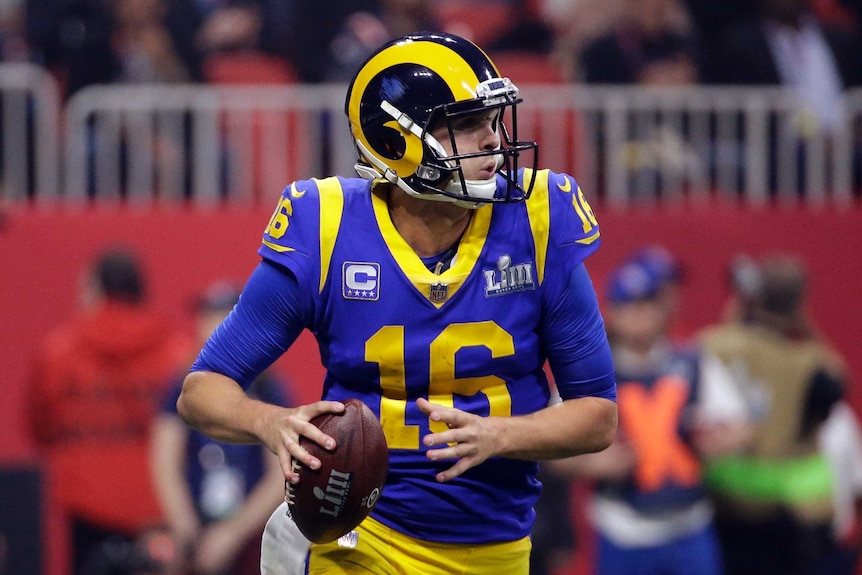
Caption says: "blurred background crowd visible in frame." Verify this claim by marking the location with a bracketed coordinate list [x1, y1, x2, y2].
[0, 0, 857, 95]
[0, 1, 861, 574]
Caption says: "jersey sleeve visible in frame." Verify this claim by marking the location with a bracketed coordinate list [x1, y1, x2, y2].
[540, 262, 616, 401]
[528, 169, 614, 400]
[257, 179, 324, 290]
[191, 260, 309, 388]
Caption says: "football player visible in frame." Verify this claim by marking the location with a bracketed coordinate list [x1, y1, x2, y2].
[177, 32, 618, 574]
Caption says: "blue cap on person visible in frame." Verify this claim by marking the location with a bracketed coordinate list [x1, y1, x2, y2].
[607, 258, 664, 304]
[631, 244, 680, 285]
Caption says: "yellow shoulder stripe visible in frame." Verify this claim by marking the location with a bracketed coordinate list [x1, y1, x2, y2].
[524, 168, 551, 286]
[315, 177, 345, 294]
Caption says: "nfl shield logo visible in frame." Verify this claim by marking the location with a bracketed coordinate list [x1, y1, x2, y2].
[429, 281, 449, 302]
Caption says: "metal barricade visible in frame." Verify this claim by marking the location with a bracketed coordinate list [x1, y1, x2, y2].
[0, 63, 61, 204]
[0, 63, 858, 210]
[64, 84, 354, 207]
[515, 84, 860, 209]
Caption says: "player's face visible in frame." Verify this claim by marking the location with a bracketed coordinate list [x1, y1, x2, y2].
[431, 110, 502, 181]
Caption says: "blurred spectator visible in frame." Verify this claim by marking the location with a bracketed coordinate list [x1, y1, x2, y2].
[681, 0, 753, 41]
[574, 0, 703, 200]
[718, 253, 861, 575]
[706, 0, 862, 135]
[27, 248, 190, 575]
[25, 0, 118, 96]
[562, 253, 749, 575]
[0, 0, 28, 61]
[284, 0, 378, 83]
[194, 1, 261, 55]
[543, 0, 625, 82]
[700, 254, 847, 575]
[151, 280, 290, 575]
[113, 0, 190, 83]
[486, 0, 556, 55]
[24, 0, 197, 96]
[482, 0, 568, 85]
[321, 0, 440, 82]
[578, 0, 702, 85]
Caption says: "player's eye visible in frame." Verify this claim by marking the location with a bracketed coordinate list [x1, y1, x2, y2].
[452, 112, 497, 133]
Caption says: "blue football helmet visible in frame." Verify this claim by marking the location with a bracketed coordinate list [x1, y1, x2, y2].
[345, 32, 538, 207]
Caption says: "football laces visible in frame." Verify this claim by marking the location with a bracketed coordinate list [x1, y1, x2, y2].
[285, 460, 303, 506]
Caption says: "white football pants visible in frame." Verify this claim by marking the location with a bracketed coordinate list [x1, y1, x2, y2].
[260, 501, 311, 575]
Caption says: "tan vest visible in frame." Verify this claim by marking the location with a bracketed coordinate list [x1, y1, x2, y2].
[700, 322, 837, 523]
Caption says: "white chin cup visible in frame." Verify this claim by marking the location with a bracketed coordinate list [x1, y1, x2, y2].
[444, 176, 498, 201]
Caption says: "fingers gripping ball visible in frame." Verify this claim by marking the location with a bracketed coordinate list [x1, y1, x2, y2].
[287, 399, 388, 543]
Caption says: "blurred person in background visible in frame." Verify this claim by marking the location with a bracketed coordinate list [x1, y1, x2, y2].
[284, 0, 378, 82]
[485, 0, 557, 55]
[0, 0, 29, 61]
[575, 0, 704, 200]
[718, 253, 861, 575]
[578, 0, 702, 85]
[628, 244, 691, 340]
[562, 252, 750, 575]
[539, 0, 625, 82]
[113, 0, 191, 83]
[706, 0, 862, 133]
[529, 245, 684, 575]
[24, 0, 198, 97]
[192, 0, 264, 57]
[151, 280, 296, 575]
[28, 247, 190, 575]
[703, 0, 862, 195]
[320, 0, 441, 82]
[700, 253, 847, 575]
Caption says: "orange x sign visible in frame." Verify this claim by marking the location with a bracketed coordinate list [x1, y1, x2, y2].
[617, 375, 701, 491]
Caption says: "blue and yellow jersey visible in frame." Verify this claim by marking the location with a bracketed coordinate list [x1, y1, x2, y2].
[256, 169, 606, 543]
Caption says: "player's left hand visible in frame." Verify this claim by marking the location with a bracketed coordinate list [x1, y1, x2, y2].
[417, 397, 501, 482]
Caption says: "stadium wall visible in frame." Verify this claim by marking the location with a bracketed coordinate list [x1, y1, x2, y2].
[2, 204, 859, 459]
[0, 203, 859, 574]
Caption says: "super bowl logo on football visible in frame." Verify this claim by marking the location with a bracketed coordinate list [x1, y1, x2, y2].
[313, 469, 352, 518]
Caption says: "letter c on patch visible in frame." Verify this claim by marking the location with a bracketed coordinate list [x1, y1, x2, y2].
[346, 264, 378, 290]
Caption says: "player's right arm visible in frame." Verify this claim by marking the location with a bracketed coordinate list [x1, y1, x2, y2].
[179, 180, 343, 482]
[177, 261, 345, 482]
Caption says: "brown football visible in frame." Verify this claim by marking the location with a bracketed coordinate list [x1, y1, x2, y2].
[287, 398, 388, 543]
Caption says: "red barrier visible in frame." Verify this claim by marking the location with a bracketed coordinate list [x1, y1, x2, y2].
[1, 203, 859, 574]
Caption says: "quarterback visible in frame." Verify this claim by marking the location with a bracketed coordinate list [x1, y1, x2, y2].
[178, 32, 617, 574]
